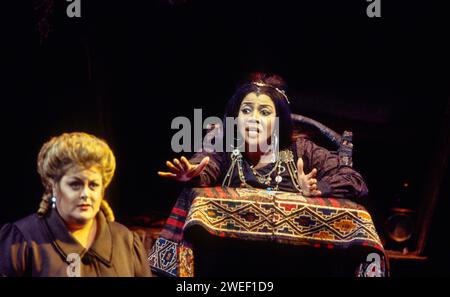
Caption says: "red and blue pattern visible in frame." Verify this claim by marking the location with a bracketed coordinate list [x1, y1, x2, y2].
[148, 187, 387, 276]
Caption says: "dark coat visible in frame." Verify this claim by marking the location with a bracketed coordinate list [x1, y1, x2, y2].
[0, 209, 151, 277]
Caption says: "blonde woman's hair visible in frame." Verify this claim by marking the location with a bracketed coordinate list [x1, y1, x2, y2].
[36, 132, 116, 221]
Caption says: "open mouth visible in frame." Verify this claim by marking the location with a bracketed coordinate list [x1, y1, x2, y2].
[245, 126, 261, 133]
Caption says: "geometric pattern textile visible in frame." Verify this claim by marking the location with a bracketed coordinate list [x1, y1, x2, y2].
[185, 187, 385, 252]
[149, 187, 387, 277]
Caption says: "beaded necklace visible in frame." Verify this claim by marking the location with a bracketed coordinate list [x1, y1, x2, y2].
[222, 148, 303, 193]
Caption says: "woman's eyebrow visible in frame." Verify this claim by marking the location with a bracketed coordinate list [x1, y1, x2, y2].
[241, 101, 254, 106]
[67, 176, 83, 182]
[68, 175, 99, 182]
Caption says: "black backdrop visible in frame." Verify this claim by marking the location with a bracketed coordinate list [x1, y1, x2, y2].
[2, 0, 449, 275]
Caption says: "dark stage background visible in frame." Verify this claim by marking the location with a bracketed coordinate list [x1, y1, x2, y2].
[2, 0, 449, 275]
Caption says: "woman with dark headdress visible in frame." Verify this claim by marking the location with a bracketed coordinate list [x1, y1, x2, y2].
[159, 73, 368, 198]
[153, 73, 376, 277]
[0, 132, 151, 276]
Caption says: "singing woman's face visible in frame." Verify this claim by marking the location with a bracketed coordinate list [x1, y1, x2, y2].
[237, 92, 277, 152]
[53, 165, 104, 229]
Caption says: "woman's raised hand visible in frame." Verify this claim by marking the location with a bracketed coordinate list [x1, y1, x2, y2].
[297, 157, 322, 197]
[158, 156, 209, 182]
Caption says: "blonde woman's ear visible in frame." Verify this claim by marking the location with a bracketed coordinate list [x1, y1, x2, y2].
[48, 179, 58, 197]
[48, 178, 54, 186]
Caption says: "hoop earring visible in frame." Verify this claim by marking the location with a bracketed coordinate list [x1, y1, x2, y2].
[271, 131, 280, 162]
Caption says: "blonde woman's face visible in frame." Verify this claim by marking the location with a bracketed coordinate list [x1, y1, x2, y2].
[237, 92, 276, 152]
[54, 165, 104, 228]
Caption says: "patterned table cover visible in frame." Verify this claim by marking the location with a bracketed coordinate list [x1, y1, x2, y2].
[149, 187, 387, 277]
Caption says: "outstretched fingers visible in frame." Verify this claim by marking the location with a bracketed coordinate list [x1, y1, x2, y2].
[306, 168, 318, 179]
[308, 178, 317, 185]
[187, 157, 210, 178]
[180, 156, 191, 171]
[158, 171, 177, 178]
[311, 190, 322, 197]
[297, 157, 305, 176]
[166, 161, 180, 173]
[173, 158, 184, 172]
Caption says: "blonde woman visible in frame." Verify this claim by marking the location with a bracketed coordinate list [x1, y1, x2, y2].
[0, 132, 151, 277]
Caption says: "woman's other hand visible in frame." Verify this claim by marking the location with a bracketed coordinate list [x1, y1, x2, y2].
[158, 156, 209, 182]
[297, 157, 322, 197]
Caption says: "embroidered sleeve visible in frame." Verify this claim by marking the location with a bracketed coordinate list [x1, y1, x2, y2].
[189, 151, 227, 186]
[296, 138, 369, 199]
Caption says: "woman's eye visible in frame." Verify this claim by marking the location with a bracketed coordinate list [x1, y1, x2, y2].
[241, 107, 252, 114]
[260, 109, 272, 116]
[69, 182, 82, 190]
[89, 182, 99, 190]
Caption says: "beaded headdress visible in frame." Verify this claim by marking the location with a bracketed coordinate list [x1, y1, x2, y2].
[252, 82, 291, 104]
